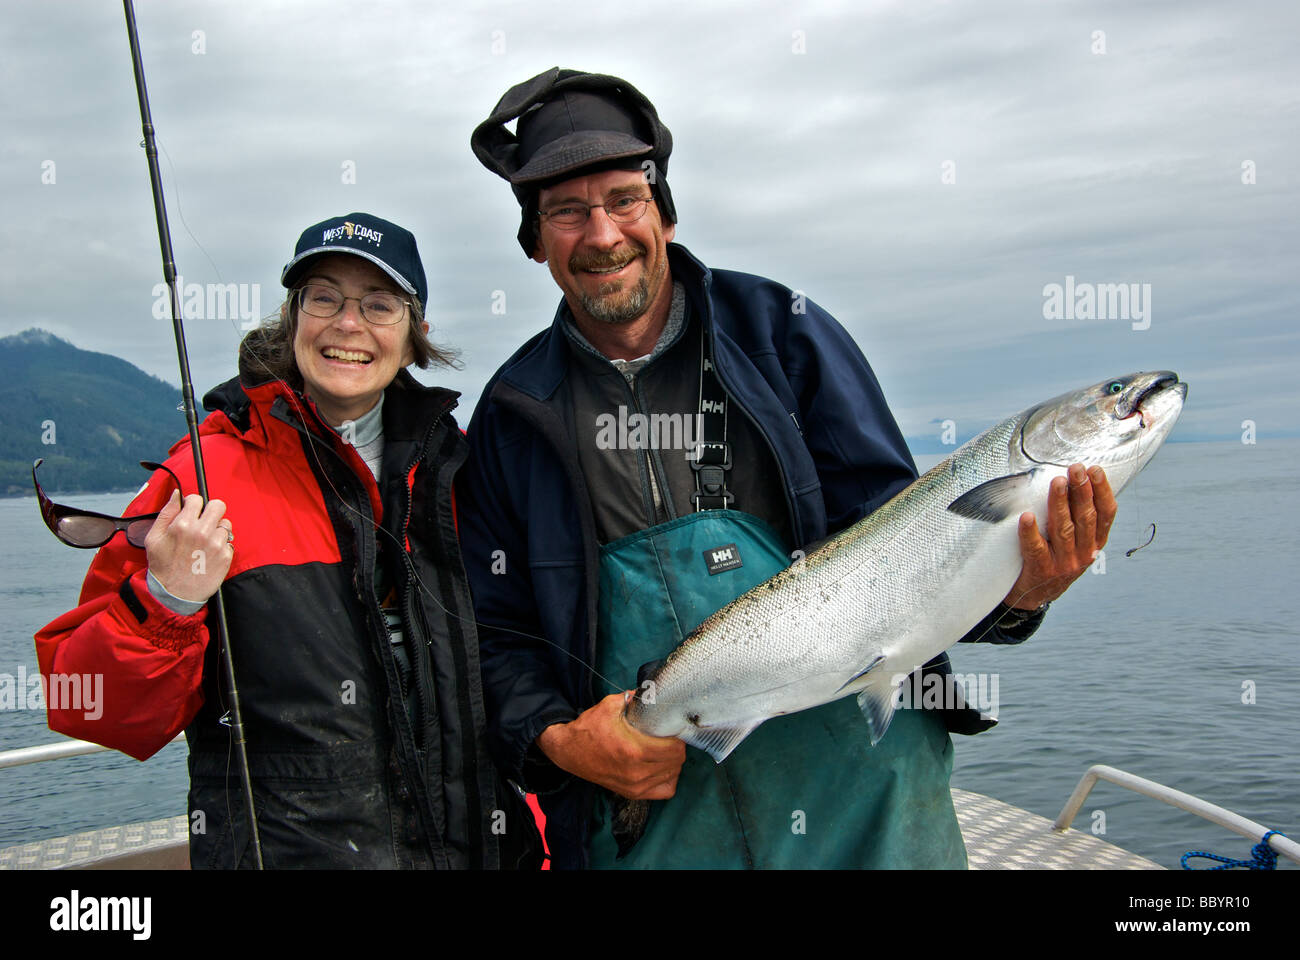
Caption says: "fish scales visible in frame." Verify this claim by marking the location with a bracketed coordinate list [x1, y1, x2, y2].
[625, 372, 1186, 764]
[654, 418, 1024, 727]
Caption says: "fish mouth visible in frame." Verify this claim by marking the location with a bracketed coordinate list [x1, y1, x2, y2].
[1017, 371, 1187, 467]
[1118, 372, 1184, 424]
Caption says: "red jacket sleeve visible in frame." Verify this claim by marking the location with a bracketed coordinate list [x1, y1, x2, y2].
[32, 473, 210, 761]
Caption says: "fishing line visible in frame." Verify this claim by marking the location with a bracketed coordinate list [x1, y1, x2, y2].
[133, 159, 577, 653]
[120, 0, 262, 866]
[283, 392, 626, 694]
[143, 311, 624, 823]
[168, 275, 628, 696]
[147, 143, 250, 850]
[160, 195, 1140, 730]
[1123, 470, 1156, 557]
[133, 152, 629, 707]
[157, 139, 227, 287]
[133, 132, 254, 847]
[147, 130, 624, 695]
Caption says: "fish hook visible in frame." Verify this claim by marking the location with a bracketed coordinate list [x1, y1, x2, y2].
[1125, 523, 1156, 557]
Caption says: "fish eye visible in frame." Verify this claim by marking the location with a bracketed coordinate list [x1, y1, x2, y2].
[1106, 381, 1124, 395]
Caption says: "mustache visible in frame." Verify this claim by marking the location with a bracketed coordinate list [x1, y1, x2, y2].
[569, 244, 647, 273]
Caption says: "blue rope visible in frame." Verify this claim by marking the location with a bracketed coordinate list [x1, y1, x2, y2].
[1182, 830, 1285, 870]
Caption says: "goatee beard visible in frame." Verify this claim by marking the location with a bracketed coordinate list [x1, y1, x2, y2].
[580, 274, 651, 325]
[570, 244, 656, 325]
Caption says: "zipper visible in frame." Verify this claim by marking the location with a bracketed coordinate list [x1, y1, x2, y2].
[617, 305, 798, 537]
[619, 370, 668, 527]
[394, 402, 456, 765]
[700, 319, 800, 544]
[274, 395, 452, 861]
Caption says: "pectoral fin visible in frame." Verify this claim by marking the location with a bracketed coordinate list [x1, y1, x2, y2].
[679, 718, 765, 764]
[946, 470, 1037, 523]
[855, 671, 902, 746]
[835, 654, 885, 695]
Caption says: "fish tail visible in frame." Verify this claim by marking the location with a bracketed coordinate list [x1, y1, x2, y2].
[609, 794, 651, 859]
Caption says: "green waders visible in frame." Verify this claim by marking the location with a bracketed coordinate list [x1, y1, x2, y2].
[587, 509, 967, 869]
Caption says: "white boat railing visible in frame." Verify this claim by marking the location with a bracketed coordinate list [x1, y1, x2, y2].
[1054, 763, 1300, 866]
[3, 747, 1295, 868]
[0, 734, 185, 770]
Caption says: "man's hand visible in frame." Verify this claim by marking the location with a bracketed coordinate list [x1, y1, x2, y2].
[1004, 463, 1116, 610]
[536, 692, 686, 800]
[145, 490, 234, 604]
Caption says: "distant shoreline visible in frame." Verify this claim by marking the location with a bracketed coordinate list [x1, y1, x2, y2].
[3, 436, 1273, 501]
[1, 487, 139, 501]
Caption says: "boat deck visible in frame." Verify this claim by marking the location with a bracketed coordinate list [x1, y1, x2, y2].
[0, 788, 1163, 870]
[952, 788, 1161, 869]
[0, 816, 189, 870]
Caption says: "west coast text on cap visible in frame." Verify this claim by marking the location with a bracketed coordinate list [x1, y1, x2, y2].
[281, 212, 428, 308]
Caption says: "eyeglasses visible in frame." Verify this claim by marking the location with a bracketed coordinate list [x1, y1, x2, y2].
[538, 194, 654, 230]
[33, 458, 181, 549]
[296, 284, 410, 325]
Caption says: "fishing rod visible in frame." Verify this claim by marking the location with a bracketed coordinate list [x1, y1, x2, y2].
[122, 0, 263, 869]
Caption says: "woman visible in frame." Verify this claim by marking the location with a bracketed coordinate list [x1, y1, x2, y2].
[35, 213, 529, 869]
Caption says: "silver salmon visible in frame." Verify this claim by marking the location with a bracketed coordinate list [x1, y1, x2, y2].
[624, 372, 1187, 759]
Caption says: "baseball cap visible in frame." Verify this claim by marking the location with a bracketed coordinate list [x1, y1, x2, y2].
[281, 213, 428, 308]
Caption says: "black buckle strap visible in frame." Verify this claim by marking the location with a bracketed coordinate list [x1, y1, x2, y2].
[693, 327, 735, 511]
[690, 441, 733, 509]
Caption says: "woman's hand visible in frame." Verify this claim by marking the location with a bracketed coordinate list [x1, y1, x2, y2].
[144, 490, 234, 604]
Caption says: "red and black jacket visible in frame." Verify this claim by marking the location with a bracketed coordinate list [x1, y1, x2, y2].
[36, 361, 511, 868]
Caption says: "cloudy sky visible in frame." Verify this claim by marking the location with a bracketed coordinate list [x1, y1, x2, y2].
[2, 0, 1295, 443]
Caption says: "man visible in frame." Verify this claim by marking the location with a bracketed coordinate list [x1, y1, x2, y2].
[459, 68, 1115, 869]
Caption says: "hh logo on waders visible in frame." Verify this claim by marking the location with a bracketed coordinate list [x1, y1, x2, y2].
[704, 543, 742, 575]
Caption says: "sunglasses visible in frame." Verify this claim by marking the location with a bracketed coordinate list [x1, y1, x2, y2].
[33, 458, 182, 549]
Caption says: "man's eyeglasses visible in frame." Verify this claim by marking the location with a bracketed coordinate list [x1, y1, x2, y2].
[296, 284, 410, 326]
[33, 458, 181, 549]
[538, 194, 654, 231]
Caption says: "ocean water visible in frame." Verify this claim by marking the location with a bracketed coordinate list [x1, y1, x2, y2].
[0, 485, 190, 848]
[1, 439, 1295, 868]
[932, 438, 1299, 870]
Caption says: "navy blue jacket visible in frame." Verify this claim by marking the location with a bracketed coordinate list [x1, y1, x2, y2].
[457, 243, 1032, 867]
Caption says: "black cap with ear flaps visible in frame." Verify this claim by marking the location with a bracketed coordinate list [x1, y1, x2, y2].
[471, 68, 677, 255]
